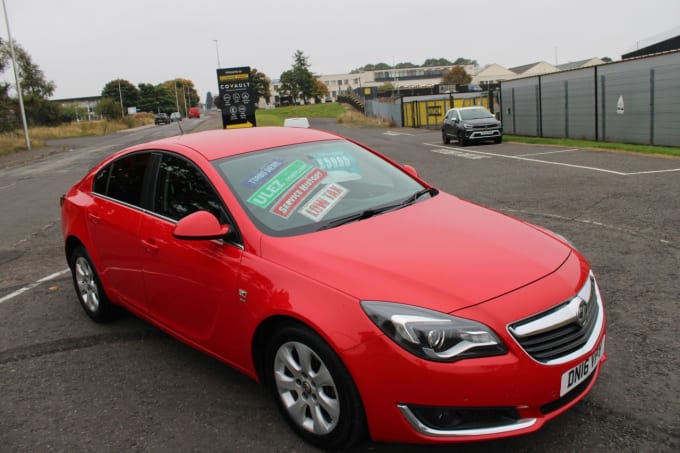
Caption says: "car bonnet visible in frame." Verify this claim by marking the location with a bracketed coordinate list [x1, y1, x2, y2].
[259, 193, 571, 313]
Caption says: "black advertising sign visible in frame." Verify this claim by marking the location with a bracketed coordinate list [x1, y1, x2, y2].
[217, 66, 256, 128]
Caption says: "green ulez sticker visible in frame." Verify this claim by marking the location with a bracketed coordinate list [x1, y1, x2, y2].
[247, 160, 313, 208]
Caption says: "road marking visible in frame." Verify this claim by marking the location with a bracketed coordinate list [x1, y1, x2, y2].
[384, 131, 414, 136]
[0, 268, 70, 305]
[424, 143, 680, 176]
[518, 149, 579, 157]
[503, 208, 674, 246]
[430, 147, 490, 159]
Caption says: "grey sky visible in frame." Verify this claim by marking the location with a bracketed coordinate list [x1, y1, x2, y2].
[2, 0, 679, 101]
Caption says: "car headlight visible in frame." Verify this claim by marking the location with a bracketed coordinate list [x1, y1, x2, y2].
[463, 123, 473, 129]
[361, 301, 506, 362]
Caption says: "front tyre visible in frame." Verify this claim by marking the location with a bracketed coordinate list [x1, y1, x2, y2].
[69, 245, 117, 322]
[494, 136, 503, 144]
[266, 324, 366, 450]
[458, 131, 468, 146]
[442, 130, 450, 144]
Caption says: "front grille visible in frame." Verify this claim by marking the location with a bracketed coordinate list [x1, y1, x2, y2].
[509, 277, 600, 363]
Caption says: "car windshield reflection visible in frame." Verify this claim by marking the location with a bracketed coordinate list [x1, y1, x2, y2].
[214, 139, 428, 236]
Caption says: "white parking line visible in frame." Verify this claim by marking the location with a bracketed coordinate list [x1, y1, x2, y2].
[424, 143, 680, 176]
[518, 149, 579, 157]
[0, 268, 70, 305]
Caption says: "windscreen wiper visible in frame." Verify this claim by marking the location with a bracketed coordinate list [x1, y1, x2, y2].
[317, 187, 437, 231]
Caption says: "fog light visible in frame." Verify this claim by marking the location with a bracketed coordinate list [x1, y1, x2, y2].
[407, 405, 520, 430]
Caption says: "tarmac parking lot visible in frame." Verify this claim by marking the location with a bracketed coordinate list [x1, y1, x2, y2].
[0, 118, 678, 451]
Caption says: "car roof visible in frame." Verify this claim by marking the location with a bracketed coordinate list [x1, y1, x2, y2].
[133, 127, 343, 161]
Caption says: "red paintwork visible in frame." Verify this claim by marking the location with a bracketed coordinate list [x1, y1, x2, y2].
[61, 127, 606, 445]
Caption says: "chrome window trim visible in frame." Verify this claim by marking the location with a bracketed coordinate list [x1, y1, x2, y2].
[397, 405, 536, 437]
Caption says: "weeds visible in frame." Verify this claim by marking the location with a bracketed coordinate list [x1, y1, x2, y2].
[0, 113, 155, 156]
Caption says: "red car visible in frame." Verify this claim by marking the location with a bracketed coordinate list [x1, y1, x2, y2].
[188, 107, 200, 118]
[60, 127, 606, 449]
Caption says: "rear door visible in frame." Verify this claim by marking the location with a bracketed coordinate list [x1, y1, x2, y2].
[88, 152, 153, 309]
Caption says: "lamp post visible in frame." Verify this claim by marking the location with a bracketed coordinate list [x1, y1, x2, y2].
[174, 79, 180, 114]
[2, 0, 30, 150]
[212, 39, 221, 68]
[117, 79, 124, 118]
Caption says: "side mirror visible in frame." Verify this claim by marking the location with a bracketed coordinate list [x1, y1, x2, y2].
[173, 211, 229, 240]
[402, 164, 419, 178]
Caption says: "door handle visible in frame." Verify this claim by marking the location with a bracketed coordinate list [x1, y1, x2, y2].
[141, 239, 159, 253]
[87, 212, 101, 224]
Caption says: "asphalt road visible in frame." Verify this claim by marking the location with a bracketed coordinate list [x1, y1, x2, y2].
[1, 115, 678, 452]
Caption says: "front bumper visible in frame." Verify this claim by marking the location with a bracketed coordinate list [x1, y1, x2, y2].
[464, 128, 502, 140]
[343, 253, 606, 444]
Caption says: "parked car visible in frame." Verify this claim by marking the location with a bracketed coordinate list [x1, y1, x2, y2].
[188, 107, 200, 118]
[60, 127, 605, 449]
[442, 106, 502, 145]
[170, 111, 182, 122]
[154, 113, 170, 125]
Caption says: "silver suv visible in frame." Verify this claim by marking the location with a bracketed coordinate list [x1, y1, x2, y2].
[442, 106, 502, 146]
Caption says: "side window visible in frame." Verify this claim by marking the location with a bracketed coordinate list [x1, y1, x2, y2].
[154, 154, 224, 222]
[93, 153, 150, 207]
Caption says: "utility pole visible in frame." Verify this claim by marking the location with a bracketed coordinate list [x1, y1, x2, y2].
[212, 39, 221, 68]
[2, 0, 30, 150]
[117, 79, 124, 118]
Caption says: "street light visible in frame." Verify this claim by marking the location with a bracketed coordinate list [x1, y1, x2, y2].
[212, 39, 221, 68]
[2, 0, 30, 150]
[117, 79, 124, 119]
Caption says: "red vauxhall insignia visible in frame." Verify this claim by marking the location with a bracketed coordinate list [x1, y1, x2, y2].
[60, 127, 606, 449]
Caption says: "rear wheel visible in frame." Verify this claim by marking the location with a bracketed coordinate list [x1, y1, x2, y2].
[69, 245, 117, 322]
[266, 324, 366, 449]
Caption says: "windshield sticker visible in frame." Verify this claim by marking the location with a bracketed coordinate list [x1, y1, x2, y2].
[299, 183, 348, 222]
[247, 160, 312, 208]
[270, 168, 328, 219]
[242, 158, 286, 189]
[310, 151, 359, 173]
[321, 170, 362, 184]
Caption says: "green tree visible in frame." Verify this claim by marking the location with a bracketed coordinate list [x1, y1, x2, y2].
[250, 68, 271, 105]
[278, 50, 316, 103]
[101, 79, 139, 113]
[0, 38, 62, 128]
[601, 56, 612, 63]
[422, 58, 453, 67]
[453, 57, 478, 66]
[0, 39, 55, 98]
[95, 97, 122, 119]
[377, 82, 394, 94]
[137, 83, 174, 113]
[441, 66, 472, 85]
[0, 81, 17, 132]
[312, 78, 329, 101]
[395, 62, 416, 68]
[161, 79, 199, 117]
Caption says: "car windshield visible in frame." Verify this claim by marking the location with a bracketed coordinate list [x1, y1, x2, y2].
[214, 139, 429, 236]
[460, 108, 494, 120]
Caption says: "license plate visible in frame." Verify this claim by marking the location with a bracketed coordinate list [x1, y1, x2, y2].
[559, 336, 605, 396]
[479, 131, 494, 135]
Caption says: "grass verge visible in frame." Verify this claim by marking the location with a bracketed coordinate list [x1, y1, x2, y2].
[255, 103, 344, 126]
[0, 113, 155, 157]
[506, 135, 680, 157]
